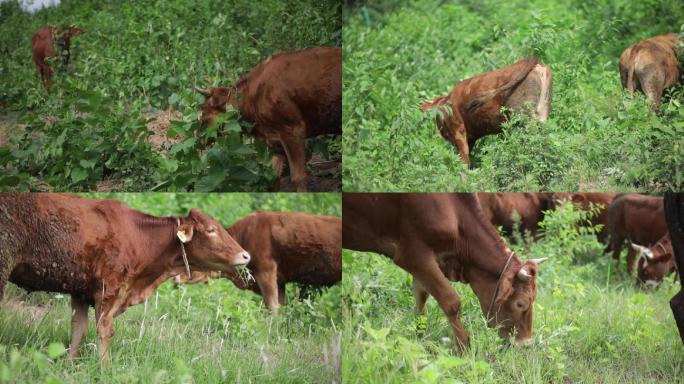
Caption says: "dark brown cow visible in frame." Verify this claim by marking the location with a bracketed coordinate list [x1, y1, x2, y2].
[173, 212, 341, 314]
[619, 33, 682, 112]
[0, 193, 250, 361]
[31, 25, 82, 89]
[196, 47, 342, 192]
[664, 192, 684, 343]
[342, 193, 546, 350]
[551, 192, 618, 243]
[420, 57, 552, 164]
[477, 193, 552, 240]
[606, 194, 666, 275]
[632, 233, 677, 289]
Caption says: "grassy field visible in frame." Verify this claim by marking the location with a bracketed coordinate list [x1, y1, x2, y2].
[0, 193, 341, 383]
[343, 0, 684, 192]
[0, 0, 341, 191]
[341, 202, 684, 383]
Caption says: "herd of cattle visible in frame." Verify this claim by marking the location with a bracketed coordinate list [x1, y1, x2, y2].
[30, 25, 342, 192]
[0, 193, 341, 361]
[422, 33, 683, 163]
[343, 192, 684, 349]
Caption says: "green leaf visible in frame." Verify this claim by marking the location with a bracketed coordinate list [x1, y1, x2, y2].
[70, 167, 88, 183]
[46, 342, 66, 359]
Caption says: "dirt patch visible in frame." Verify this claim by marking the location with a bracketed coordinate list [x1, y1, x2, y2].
[4, 299, 48, 321]
[145, 109, 183, 152]
[96, 178, 125, 192]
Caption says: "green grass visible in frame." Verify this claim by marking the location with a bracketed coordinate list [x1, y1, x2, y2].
[342, 0, 684, 192]
[341, 202, 683, 383]
[0, 193, 341, 383]
[0, 0, 341, 191]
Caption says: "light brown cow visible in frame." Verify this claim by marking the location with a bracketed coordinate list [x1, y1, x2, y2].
[196, 47, 342, 192]
[632, 233, 677, 290]
[420, 57, 552, 164]
[477, 192, 553, 240]
[606, 194, 666, 275]
[619, 33, 682, 112]
[0, 193, 249, 361]
[343, 193, 546, 350]
[173, 212, 341, 314]
[31, 25, 82, 89]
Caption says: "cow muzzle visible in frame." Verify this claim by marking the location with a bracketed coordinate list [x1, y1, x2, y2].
[233, 251, 251, 266]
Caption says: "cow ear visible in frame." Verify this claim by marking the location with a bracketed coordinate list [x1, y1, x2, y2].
[495, 273, 514, 305]
[177, 224, 194, 243]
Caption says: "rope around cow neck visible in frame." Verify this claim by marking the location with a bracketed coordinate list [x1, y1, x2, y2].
[176, 218, 192, 280]
[486, 250, 515, 323]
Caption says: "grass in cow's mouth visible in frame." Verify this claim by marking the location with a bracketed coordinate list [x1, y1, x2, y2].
[235, 264, 255, 285]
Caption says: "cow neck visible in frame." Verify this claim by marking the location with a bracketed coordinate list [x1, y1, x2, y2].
[458, 195, 522, 308]
[225, 217, 248, 246]
[130, 214, 189, 285]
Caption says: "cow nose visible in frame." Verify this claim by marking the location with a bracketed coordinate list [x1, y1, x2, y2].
[238, 251, 251, 264]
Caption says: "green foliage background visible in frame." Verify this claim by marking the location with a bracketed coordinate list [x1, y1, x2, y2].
[0, 0, 341, 191]
[342, 201, 684, 383]
[343, 0, 684, 192]
[0, 192, 341, 383]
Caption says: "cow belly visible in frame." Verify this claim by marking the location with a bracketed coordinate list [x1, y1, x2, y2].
[9, 260, 94, 297]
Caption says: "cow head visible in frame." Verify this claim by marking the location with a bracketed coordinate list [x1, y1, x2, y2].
[488, 257, 547, 345]
[63, 25, 83, 37]
[195, 86, 233, 126]
[632, 241, 674, 290]
[177, 209, 250, 271]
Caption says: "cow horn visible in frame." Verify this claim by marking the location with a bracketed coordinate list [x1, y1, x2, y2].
[193, 86, 210, 97]
[631, 243, 652, 259]
[517, 267, 532, 281]
[529, 257, 548, 265]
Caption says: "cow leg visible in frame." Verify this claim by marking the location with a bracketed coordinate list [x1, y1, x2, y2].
[94, 299, 115, 363]
[271, 154, 287, 178]
[454, 132, 470, 165]
[412, 278, 430, 315]
[610, 236, 624, 272]
[255, 268, 280, 315]
[278, 283, 286, 306]
[394, 245, 469, 351]
[626, 246, 637, 276]
[69, 296, 89, 358]
[279, 127, 307, 192]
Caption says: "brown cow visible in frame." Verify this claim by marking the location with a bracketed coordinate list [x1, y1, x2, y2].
[420, 57, 552, 164]
[31, 25, 82, 89]
[606, 194, 666, 275]
[477, 193, 552, 240]
[632, 233, 677, 290]
[173, 211, 341, 314]
[0, 193, 250, 361]
[342, 193, 547, 350]
[551, 192, 618, 243]
[195, 47, 342, 192]
[619, 33, 682, 112]
[664, 193, 684, 344]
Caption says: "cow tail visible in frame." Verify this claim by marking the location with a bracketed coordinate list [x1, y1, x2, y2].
[466, 56, 539, 110]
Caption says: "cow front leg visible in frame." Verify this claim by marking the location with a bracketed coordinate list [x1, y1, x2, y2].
[279, 127, 308, 192]
[94, 299, 115, 364]
[453, 131, 470, 165]
[626, 246, 637, 276]
[69, 296, 89, 358]
[412, 278, 430, 315]
[255, 267, 280, 315]
[395, 244, 469, 351]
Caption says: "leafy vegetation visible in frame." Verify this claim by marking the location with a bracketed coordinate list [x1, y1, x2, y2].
[0, 193, 341, 383]
[0, 0, 341, 191]
[343, 0, 684, 192]
[341, 201, 683, 383]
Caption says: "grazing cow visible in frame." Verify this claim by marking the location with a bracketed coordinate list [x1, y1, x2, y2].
[551, 192, 618, 243]
[632, 233, 677, 289]
[342, 193, 547, 350]
[477, 193, 553, 240]
[606, 194, 666, 275]
[619, 33, 682, 112]
[420, 57, 552, 164]
[664, 193, 684, 344]
[0, 193, 250, 361]
[173, 212, 341, 314]
[195, 47, 342, 192]
[31, 25, 82, 89]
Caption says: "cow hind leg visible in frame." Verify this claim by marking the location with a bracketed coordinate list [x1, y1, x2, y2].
[412, 278, 430, 315]
[69, 296, 89, 358]
[638, 66, 665, 113]
[279, 125, 308, 192]
[394, 243, 469, 351]
[94, 299, 115, 364]
[255, 267, 280, 315]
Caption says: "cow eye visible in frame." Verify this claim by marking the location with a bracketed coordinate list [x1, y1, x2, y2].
[207, 227, 216, 234]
